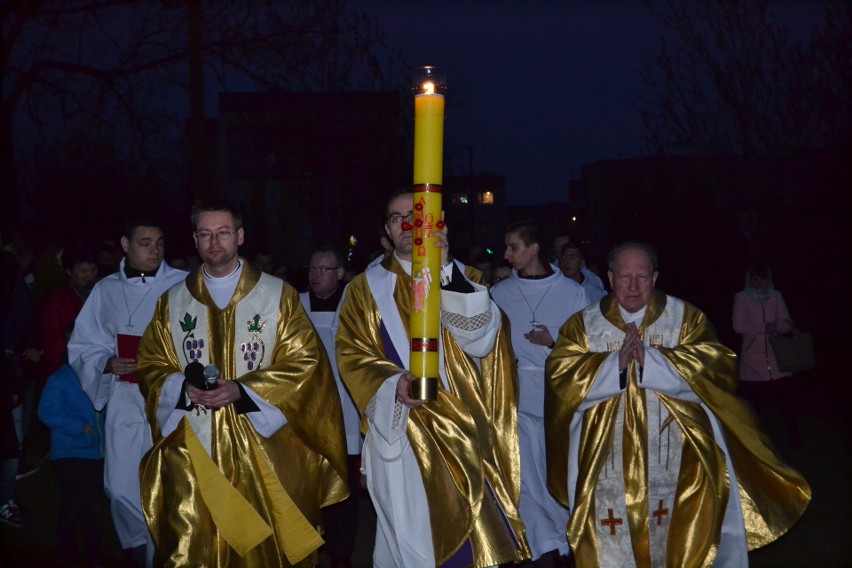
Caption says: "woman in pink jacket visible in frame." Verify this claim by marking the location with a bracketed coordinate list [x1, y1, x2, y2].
[733, 266, 801, 447]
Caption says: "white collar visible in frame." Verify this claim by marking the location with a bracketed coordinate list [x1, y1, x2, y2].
[394, 253, 412, 276]
[203, 260, 243, 309]
[618, 304, 647, 325]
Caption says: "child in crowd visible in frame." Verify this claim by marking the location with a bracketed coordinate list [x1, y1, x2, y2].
[38, 364, 105, 568]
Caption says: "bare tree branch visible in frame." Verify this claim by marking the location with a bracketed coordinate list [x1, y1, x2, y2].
[2, 0, 403, 232]
[640, 0, 849, 157]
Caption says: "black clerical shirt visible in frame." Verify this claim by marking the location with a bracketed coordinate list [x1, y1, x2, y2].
[309, 285, 344, 312]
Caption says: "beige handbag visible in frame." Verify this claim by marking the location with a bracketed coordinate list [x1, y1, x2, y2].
[769, 328, 816, 373]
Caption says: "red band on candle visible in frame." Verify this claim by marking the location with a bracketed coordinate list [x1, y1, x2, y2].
[411, 338, 439, 352]
[412, 184, 443, 194]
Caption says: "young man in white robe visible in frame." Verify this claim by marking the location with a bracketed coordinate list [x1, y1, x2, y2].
[552, 233, 604, 292]
[545, 242, 811, 567]
[68, 220, 187, 567]
[490, 220, 587, 564]
[558, 243, 606, 306]
[336, 190, 530, 567]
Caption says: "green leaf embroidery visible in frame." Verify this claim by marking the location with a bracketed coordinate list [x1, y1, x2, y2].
[180, 313, 197, 333]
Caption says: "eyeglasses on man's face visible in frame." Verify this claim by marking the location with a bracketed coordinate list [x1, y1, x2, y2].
[308, 266, 340, 274]
[386, 213, 414, 225]
[195, 229, 235, 243]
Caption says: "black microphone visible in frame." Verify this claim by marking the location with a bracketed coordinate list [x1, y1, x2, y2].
[184, 360, 205, 390]
[203, 364, 219, 390]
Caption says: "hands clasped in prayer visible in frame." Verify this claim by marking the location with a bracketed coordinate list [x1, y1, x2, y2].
[619, 322, 645, 371]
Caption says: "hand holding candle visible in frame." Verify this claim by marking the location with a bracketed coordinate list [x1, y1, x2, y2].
[431, 214, 449, 267]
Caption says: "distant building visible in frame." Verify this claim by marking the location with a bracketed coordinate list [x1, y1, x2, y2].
[442, 173, 507, 261]
[506, 201, 577, 238]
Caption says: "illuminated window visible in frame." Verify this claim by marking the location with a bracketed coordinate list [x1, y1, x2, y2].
[478, 191, 494, 205]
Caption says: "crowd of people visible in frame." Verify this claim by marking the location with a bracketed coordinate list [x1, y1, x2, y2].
[0, 190, 811, 568]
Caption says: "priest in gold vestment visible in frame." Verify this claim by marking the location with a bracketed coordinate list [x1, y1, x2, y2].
[138, 201, 348, 567]
[335, 191, 530, 567]
[545, 243, 810, 567]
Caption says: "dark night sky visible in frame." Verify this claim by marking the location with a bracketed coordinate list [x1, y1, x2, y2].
[354, 0, 825, 206]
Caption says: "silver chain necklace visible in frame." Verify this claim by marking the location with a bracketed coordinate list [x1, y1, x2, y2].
[121, 283, 153, 331]
[516, 283, 553, 332]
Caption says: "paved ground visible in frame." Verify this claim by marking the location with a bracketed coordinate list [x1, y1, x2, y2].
[2, 366, 849, 567]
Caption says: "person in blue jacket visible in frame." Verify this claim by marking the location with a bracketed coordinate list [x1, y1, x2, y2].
[38, 363, 105, 568]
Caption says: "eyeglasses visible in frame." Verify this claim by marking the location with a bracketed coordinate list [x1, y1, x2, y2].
[387, 213, 414, 225]
[196, 230, 235, 243]
[308, 266, 340, 274]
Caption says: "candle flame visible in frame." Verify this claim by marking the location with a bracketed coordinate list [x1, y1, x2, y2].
[423, 81, 436, 95]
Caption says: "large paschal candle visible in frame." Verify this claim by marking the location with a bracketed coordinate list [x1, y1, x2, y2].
[410, 66, 446, 401]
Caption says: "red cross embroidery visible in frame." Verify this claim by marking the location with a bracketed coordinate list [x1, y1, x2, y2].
[601, 508, 623, 535]
[653, 500, 669, 526]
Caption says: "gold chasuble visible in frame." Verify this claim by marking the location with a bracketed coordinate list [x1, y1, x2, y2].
[336, 255, 530, 567]
[545, 291, 810, 568]
[138, 263, 348, 568]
